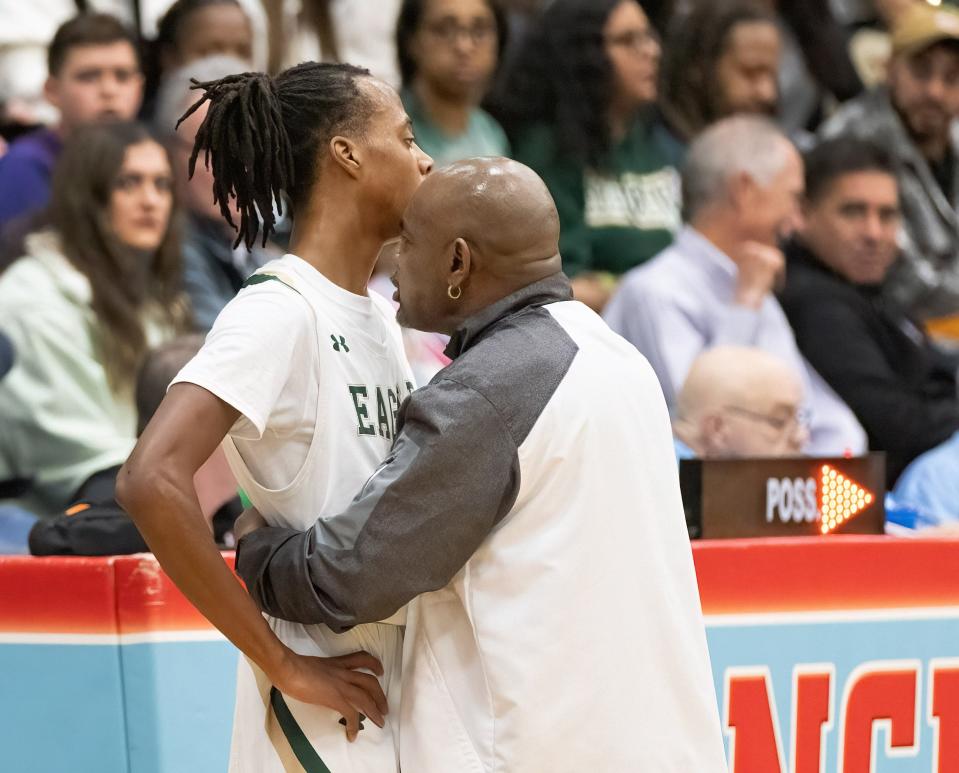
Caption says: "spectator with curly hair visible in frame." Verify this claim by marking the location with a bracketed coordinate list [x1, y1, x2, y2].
[492, 0, 682, 311]
[659, 0, 862, 142]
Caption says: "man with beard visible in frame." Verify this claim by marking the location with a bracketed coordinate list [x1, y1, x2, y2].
[820, 3, 959, 319]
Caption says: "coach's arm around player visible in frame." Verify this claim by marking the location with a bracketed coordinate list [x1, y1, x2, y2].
[232, 159, 553, 629]
[235, 371, 522, 628]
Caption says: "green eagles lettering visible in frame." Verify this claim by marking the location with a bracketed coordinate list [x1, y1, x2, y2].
[349, 386, 376, 436]
[376, 387, 391, 440]
[387, 388, 399, 437]
[349, 382, 414, 438]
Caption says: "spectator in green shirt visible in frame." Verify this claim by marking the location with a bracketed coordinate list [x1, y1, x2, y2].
[396, 0, 510, 167]
[492, 0, 682, 310]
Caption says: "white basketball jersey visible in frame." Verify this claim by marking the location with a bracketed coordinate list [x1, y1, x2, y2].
[174, 253, 414, 773]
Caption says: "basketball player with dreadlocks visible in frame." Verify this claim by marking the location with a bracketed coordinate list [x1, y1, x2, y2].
[117, 62, 432, 772]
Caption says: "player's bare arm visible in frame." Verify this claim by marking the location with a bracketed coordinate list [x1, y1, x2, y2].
[115, 382, 388, 740]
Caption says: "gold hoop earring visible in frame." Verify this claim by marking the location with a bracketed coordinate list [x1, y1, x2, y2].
[448, 284, 462, 300]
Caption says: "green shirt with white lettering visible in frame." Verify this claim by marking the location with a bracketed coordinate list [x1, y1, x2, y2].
[511, 117, 684, 277]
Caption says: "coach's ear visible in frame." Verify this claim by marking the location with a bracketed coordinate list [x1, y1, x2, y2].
[447, 237, 472, 296]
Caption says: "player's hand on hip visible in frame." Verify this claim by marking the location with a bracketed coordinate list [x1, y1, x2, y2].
[275, 649, 389, 741]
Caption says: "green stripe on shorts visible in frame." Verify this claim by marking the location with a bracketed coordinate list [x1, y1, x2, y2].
[269, 687, 334, 773]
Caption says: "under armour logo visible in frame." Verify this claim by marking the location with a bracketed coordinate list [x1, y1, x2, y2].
[331, 334, 349, 353]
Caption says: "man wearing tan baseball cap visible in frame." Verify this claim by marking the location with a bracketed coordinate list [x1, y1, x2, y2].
[892, 2, 959, 59]
[821, 2, 959, 321]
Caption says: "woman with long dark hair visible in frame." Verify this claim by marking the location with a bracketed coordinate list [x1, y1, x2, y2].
[658, 0, 781, 143]
[493, 0, 682, 310]
[0, 121, 186, 516]
[118, 62, 432, 772]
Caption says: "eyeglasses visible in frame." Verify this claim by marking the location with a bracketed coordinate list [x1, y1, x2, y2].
[424, 19, 497, 46]
[724, 405, 809, 435]
[604, 28, 660, 53]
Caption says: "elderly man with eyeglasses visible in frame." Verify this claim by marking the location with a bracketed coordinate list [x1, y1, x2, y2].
[673, 346, 809, 460]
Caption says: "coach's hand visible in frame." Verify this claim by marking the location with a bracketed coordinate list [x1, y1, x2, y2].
[274, 649, 388, 741]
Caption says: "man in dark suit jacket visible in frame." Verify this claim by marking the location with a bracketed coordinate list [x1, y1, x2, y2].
[780, 136, 959, 484]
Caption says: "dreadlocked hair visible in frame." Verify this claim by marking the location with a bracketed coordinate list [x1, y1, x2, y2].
[178, 61, 374, 249]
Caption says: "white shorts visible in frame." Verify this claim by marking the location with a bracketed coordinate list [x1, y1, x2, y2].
[228, 618, 403, 773]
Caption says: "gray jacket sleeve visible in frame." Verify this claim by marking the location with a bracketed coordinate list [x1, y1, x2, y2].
[234, 378, 521, 631]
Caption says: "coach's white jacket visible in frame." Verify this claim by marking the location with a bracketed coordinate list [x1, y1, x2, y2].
[237, 274, 728, 771]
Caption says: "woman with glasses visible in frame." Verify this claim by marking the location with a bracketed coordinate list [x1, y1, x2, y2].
[376, 0, 510, 385]
[493, 0, 682, 311]
[395, 0, 509, 167]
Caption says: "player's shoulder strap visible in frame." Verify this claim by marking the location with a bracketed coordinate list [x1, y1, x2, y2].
[239, 268, 321, 351]
[241, 270, 302, 295]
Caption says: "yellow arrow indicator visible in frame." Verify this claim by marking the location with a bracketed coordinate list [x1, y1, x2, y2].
[819, 464, 875, 534]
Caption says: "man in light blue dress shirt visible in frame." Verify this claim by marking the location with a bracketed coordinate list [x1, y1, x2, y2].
[605, 116, 866, 455]
[888, 432, 959, 530]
